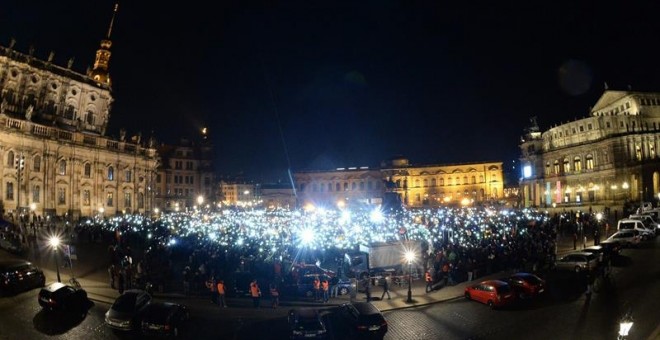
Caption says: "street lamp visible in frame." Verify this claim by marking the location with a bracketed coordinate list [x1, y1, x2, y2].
[618, 313, 634, 339]
[49, 236, 61, 283]
[404, 251, 416, 303]
[197, 195, 204, 206]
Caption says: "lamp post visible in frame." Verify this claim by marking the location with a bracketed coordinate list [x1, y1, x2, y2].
[618, 313, 633, 340]
[404, 251, 415, 303]
[49, 236, 61, 283]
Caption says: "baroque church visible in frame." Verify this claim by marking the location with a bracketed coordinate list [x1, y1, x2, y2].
[0, 4, 159, 220]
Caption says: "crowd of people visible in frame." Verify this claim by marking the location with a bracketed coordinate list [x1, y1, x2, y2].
[0, 204, 611, 303]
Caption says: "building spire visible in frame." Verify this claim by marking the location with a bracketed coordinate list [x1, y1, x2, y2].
[88, 3, 119, 86]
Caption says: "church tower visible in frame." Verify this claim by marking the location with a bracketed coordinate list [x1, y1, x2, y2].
[88, 3, 118, 86]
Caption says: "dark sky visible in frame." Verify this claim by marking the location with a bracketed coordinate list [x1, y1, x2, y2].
[3, 0, 660, 183]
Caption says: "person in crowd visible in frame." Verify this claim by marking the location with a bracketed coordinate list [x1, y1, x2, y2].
[206, 276, 217, 304]
[269, 283, 280, 308]
[380, 276, 391, 300]
[313, 275, 321, 301]
[321, 277, 329, 303]
[217, 279, 227, 308]
[250, 279, 261, 308]
[425, 270, 433, 293]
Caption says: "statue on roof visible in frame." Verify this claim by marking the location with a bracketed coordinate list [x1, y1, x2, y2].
[25, 104, 33, 121]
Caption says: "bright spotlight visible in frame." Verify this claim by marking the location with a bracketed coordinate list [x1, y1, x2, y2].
[49, 236, 61, 248]
[404, 250, 416, 264]
[370, 208, 384, 223]
[300, 228, 315, 245]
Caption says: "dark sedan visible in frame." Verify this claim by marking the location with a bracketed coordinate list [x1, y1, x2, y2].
[38, 282, 88, 312]
[506, 273, 545, 299]
[338, 302, 388, 339]
[105, 289, 152, 331]
[0, 259, 46, 294]
[140, 302, 189, 337]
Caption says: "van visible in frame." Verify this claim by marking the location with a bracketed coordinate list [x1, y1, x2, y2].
[617, 219, 654, 240]
[629, 214, 660, 235]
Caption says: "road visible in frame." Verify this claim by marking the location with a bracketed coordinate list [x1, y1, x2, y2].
[0, 237, 658, 339]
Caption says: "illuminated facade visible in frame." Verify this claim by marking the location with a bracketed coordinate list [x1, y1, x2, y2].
[154, 135, 215, 212]
[258, 183, 296, 210]
[0, 5, 159, 219]
[220, 182, 256, 206]
[519, 90, 660, 213]
[293, 159, 504, 209]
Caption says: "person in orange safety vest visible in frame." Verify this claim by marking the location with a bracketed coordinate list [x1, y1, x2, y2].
[216, 280, 227, 308]
[250, 279, 261, 308]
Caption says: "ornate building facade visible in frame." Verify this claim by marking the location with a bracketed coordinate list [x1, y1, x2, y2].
[0, 5, 159, 220]
[293, 158, 504, 209]
[519, 90, 660, 214]
[153, 133, 215, 212]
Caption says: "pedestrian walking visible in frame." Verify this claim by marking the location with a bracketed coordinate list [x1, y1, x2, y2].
[425, 270, 433, 293]
[321, 277, 330, 303]
[313, 276, 321, 301]
[250, 279, 261, 308]
[108, 264, 116, 289]
[380, 276, 391, 300]
[270, 283, 280, 309]
[206, 276, 217, 304]
[216, 280, 227, 308]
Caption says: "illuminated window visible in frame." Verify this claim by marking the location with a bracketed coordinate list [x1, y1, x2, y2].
[423, 179, 428, 187]
[415, 179, 420, 187]
[138, 193, 144, 209]
[125, 170, 132, 182]
[58, 188, 66, 205]
[439, 178, 444, 186]
[586, 155, 594, 170]
[563, 158, 570, 173]
[564, 193, 570, 203]
[635, 145, 642, 161]
[479, 175, 484, 183]
[84, 163, 92, 177]
[108, 166, 114, 181]
[5, 182, 13, 200]
[33, 155, 41, 172]
[463, 176, 468, 185]
[431, 178, 436, 187]
[82, 190, 90, 205]
[124, 192, 132, 207]
[545, 162, 551, 175]
[107, 192, 114, 206]
[553, 160, 560, 174]
[6, 151, 14, 167]
[32, 185, 40, 203]
[471, 176, 476, 184]
[573, 157, 582, 172]
[58, 160, 67, 175]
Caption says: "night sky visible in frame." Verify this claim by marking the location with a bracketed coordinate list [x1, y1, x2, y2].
[3, 1, 660, 183]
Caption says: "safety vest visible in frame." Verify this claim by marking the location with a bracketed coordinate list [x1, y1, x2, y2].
[313, 279, 320, 289]
[321, 281, 329, 291]
[217, 282, 225, 295]
[250, 283, 260, 297]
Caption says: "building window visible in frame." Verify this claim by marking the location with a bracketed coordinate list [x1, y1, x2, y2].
[124, 192, 132, 208]
[586, 155, 594, 170]
[32, 185, 40, 203]
[312, 184, 317, 192]
[84, 163, 92, 178]
[579, 126, 584, 132]
[58, 160, 67, 175]
[186, 161, 193, 170]
[576, 193, 582, 203]
[359, 182, 365, 191]
[573, 157, 582, 172]
[300, 184, 305, 192]
[545, 162, 551, 175]
[368, 181, 373, 190]
[650, 143, 656, 158]
[471, 176, 476, 184]
[463, 176, 468, 185]
[587, 123, 592, 130]
[175, 161, 182, 170]
[125, 170, 132, 182]
[423, 179, 428, 187]
[107, 192, 114, 206]
[564, 193, 570, 203]
[108, 166, 114, 181]
[553, 160, 560, 174]
[415, 179, 420, 187]
[352, 182, 357, 190]
[6, 151, 14, 167]
[336, 183, 341, 191]
[344, 182, 348, 191]
[33, 155, 41, 172]
[138, 192, 144, 209]
[635, 145, 642, 161]
[319, 183, 324, 192]
[606, 122, 611, 128]
[439, 178, 444, 186]
[83, 190, 90, 206]
[58, 188, 66, 205]
[431, 178, 436, 187]
[6, 182, 13, 200]
[563, 158, 570, 173]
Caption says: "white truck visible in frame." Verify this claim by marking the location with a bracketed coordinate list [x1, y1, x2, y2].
[346, 240, 422, 280]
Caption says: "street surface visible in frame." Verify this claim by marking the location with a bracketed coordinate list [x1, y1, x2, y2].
[0, 236, 658, 339]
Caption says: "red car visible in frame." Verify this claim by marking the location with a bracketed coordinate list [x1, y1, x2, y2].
[464, 280, 515, 309]
[506, 273, 545, 299]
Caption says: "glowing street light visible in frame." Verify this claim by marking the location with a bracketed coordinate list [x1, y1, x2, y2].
[404, 250, 416, 303]
[618, 313, 633, 339]
[49, 236, 62, 283]
[197, 195, 204, 205]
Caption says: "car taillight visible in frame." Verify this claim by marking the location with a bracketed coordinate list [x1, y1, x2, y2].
[357, 325, 368, 330]
[381, 321, 388, 326]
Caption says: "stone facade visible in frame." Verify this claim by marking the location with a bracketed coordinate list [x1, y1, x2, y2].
[519, 90, 660, 214]
[293, 159, 504, 209]
[0, 9, 159, 220]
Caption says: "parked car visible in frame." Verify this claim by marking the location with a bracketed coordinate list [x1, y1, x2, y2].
[288, 308, 327, 339]
[506, 273, 546, 299]
[598, 239, 622, 257]
[582, 245, 606, 265]
[0, 233, 24, 254]
[617, 219, 654, 240]
[628, 214, 660, 235]
[464, 280, 515, 309]
[554, 252, 598, 273]
[606, 230, 641, 248]
[338, 302, 388, 339]
[105, 289, 152, 331]
[0, 259, 46, 294]
[140, 302, 189, 337]
[38, 282, 88, 312]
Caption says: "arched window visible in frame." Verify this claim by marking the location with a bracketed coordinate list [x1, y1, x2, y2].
[351, 182, 357, 190]
[32, 185, 40, 203]
[107, 166, 114, 181]
[553, 160, 560, 174]
[138, 192, 144, 209]
[359, 182, 365, 191]
[423, 179, 428, 187]
[431, 178, 436, 187]
[439, 178, 444, 186]
[33, 155, 41, 172]
[415, 179, 420, 187]
[336, 183, 340, 191]
[84, 163, 92, 178]
[545, 162, 550, 175]
[328, 182, 333, 192]
[6, 151, 14, 167]
[58, 160, 67, 175]
[471, 176, 476, 184]
[463, 176, 468, 185]
[573, 156, 582, 172]
[586, 154, 594, 170]
[563, 158, 570, 173]
[86, 111, 95, 125]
